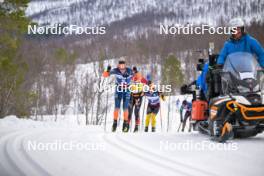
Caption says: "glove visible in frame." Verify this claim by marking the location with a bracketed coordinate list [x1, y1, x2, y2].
[102, 71, 110, 78]
[160, 94, 166, 101]
[180, 84, 188, 94]
[103, 65, 111, 77]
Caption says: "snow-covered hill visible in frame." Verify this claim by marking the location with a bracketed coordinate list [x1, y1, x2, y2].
[26, 0, 264, 27]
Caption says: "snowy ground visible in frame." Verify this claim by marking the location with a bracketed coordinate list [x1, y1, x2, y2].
[0, 115, 263, 176]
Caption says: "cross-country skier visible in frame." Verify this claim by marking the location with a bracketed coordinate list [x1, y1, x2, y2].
[103, 60, 133, 132]
[180, 100, 192, 132]
[128, 67, 147, 132]
[176, 98, 180, 112]
[144, 81, 165, 132]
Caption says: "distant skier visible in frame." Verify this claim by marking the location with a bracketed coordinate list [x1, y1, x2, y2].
[128, 67, 147, 132]
[144, 81, 165, 132]
[176, 98, 180, 112]
[180, 100, 192, 132]
[103, 60, 133, 132]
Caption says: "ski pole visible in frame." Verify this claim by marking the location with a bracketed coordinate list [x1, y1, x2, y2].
[188, 114, 192, 132]
[104, 56, 110, 132]
[178, 105, 183, 132]
[100, 76, 107, 131]
[159, 104, 163, 132]
[104, 83, 109, 132]
[177, 122, 182, 132]
[141, 96, 146, 131]
[129, 111, 132, 132]
[167, 96, 171, 132]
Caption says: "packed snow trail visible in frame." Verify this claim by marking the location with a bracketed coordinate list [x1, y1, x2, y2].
[0, 116, 263, 176]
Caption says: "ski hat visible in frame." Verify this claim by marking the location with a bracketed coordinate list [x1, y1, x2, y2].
[132, 66, 138, 73]
[229, 17, 244, 28]
[118, 60, 126, 65]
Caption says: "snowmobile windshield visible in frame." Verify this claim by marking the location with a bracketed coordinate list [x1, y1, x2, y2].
[222, 52, 262, 94]
[223, 52, 260, 80]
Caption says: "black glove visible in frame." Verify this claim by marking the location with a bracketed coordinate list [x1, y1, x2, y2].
[106, 65, 111, 72]
[180, 84, 188, 94]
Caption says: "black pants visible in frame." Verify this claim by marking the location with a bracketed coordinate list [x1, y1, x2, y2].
[128, 96, 143, 125]
[146, 103, 160, 114]
[182, 110, 191, 132]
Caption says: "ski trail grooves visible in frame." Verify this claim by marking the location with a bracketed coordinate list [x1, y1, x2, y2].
[115, 134, 220, 176]
[20, 130, 53, 176]
[103, 133, 196, 176]
[0, 125, 263, 176]
[0, 131, 26, 176]
[4, 129, 52, 176]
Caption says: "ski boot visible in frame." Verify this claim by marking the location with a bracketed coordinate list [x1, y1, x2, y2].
[218, 122, 234, 143]
[144, 126, 148, 132]
[112, 120, 117, 132]
[188, 126, 191, 133]
[211, 120, 234, 142]
[133, 125, 139, 132]
[151, 127, 156, 132]
[122, 121, 129, 132]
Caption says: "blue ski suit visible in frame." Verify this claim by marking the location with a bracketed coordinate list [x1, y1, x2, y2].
[109, 68, 133, 110]
[196, 62, 209, 95]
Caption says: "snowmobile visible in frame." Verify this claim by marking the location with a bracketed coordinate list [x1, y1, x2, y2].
[182, 52, 264, 142]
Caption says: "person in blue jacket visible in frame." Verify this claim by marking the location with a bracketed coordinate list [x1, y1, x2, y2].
[103, 60, 133, 132]
[196, 62, 209, 97]
[197, 18, 264, 99]
[217, 18, 264, 68]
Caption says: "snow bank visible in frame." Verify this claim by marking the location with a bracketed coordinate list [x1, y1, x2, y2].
[0, 115, 91, 129]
